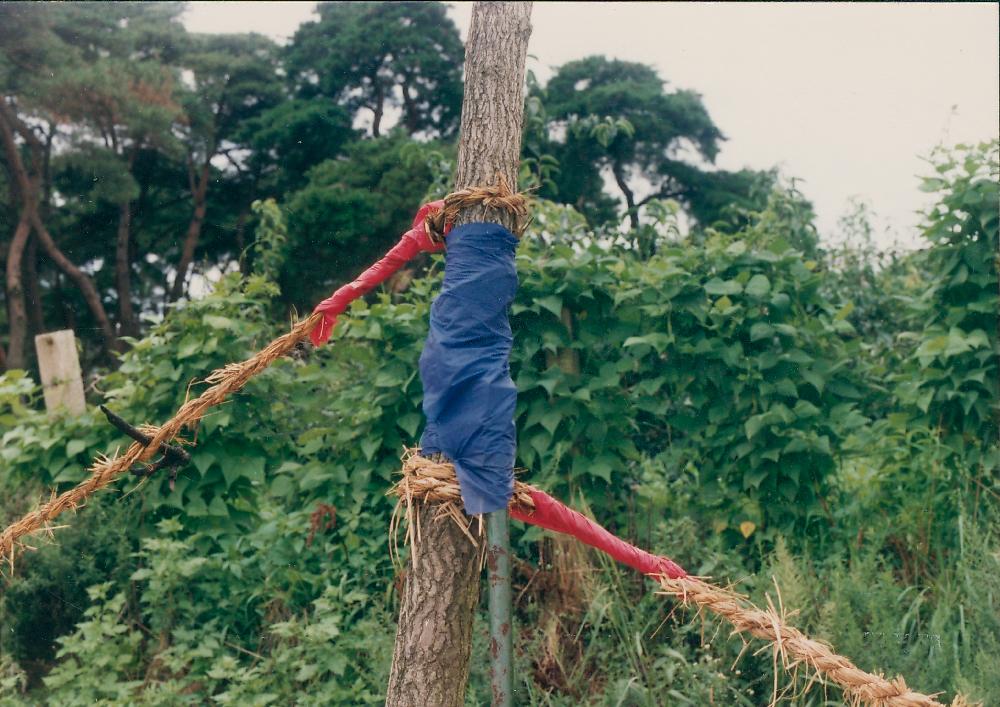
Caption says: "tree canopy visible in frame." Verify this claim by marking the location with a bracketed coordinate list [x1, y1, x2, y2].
[4, 2, 805, 374]
[286, 1, 464, 138]
[538, 56, 778, 239]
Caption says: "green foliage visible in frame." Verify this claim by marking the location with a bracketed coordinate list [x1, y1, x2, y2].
[535, 55, 776, 234]
[282, 134, 452, 307]
[763, 519, 1000, 705]
[249, 198, 288, 281]
[901, 141, 998, 441]
[511, 198, 862, 544]
[831, 141, 999, 585]
[0, 496, 137, 685]
[2, 144, 998, 704]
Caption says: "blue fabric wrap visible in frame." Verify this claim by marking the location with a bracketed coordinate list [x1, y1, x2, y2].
[419, 222, 519, 515]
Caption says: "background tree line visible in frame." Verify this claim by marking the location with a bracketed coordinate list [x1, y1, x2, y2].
[1, 1, 771, 375]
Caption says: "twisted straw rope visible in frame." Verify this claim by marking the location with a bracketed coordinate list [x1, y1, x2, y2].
[0, 312, 324, 570]
[426, 177, 531, 240]
[389, 455, 973, 707]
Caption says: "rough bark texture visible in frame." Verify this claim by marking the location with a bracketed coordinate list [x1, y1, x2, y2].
[385, 510, 483, 707]
[25, 233, 45, 338]
[451, 2, 533, 234]
[385, 4, 532, 706]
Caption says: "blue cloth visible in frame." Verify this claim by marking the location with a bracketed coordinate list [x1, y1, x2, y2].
[419, 222, 519, 515]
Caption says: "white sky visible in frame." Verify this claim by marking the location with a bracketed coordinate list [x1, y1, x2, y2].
[183, 1, 1000, 250]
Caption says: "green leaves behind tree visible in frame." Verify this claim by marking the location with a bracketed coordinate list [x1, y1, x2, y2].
[239, 99, 357, 194]
[512, 201, 865, 546]
[825, 141, 999, 586]
[282, 134, 453, 307]
[286, 1, 464, 138]
[3, 162, 999, 702]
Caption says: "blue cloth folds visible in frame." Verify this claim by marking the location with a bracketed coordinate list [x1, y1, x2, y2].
[419, 222, 519, 515]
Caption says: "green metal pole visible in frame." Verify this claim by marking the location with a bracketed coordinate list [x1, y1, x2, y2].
[487, 508, 513, 706]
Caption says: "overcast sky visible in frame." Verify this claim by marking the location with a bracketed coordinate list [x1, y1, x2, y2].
[183, 1, 999, 250]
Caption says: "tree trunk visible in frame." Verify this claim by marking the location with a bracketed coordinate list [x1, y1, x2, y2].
[372, 82, 385, 138]
[612, 160, 640, 231]
[401, 79, 420, 134]
[4, 212, 31, 370]
[25, 233, 45, 337]
[29, 210, 117, 356]
[115, 201, 139, 339]
[0, 100, 117, 358]
[385, 4, 532, 706]
[385, 510, 483, 707]
[169, 160, 211, 302]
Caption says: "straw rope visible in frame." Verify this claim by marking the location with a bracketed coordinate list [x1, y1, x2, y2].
[0, 311, 323, 570]
[425, 176, 531, 240]
[388, 454, 973, 707]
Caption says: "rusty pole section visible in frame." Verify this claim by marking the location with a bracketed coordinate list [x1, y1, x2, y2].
[487, 509, 513, 705]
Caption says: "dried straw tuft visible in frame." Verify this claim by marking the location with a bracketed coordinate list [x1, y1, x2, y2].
[386, 448, 534, 569]
[425, 177, 532, 240]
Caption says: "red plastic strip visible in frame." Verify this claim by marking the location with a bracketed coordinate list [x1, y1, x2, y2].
[510, 488, 687, 579]
[310, 201, 448, 346]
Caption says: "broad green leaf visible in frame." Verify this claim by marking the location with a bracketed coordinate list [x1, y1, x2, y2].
[536, 295, 564, 318]
[704, 278, 742, 296]
[744, 274, 771, 298]
[745, 415, 767, 439]
[750, 323, 774, 341]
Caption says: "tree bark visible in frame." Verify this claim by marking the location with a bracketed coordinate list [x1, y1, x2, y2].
[372, 81, 385, 138]
[29, 210, 117, 355]
[25, 233, 45, 337]
[4, 211, 31, 370]
[169, 160, 211, 302]
[115, 200, 139, 339]
[385, 4, 532, 707]
[612, 160, 640, 231]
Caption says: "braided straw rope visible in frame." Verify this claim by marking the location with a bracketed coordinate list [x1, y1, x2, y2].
[426, 176, 531, 240]
[0, 311, 324, 570]
[389, 454, 973, 707]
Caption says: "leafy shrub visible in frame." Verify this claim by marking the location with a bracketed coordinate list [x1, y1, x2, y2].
[1, 142, 997, 703]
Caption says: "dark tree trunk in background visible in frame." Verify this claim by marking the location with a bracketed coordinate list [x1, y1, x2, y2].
[29, 210, 117, 355]
[169, 160, 211, 302]
[116, 201, 139, 339]
[0, 100, 117, 358]
[372, 82, 385, 138]
[385, 3, 532, 706]
[613, 160, 640, 231]
[25, 233, 44, 337]
[4, 212, 30, 370]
